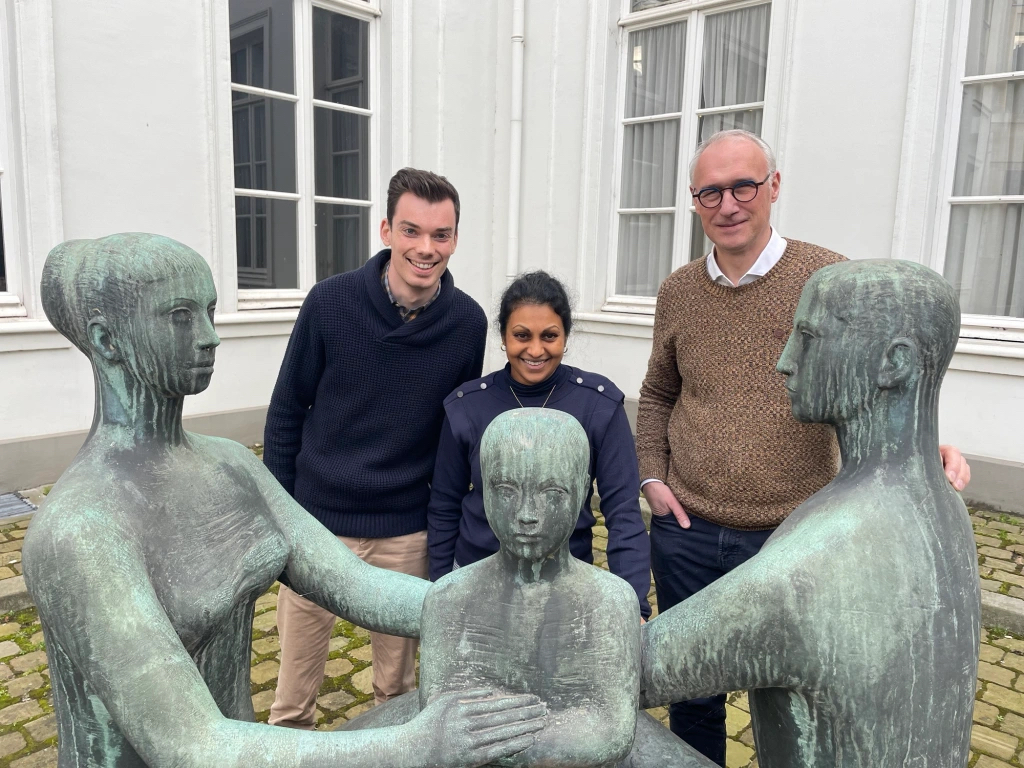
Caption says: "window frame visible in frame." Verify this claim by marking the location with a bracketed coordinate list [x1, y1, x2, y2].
[0, 0, 26, 318]
[231, 0, 381, 311]
[932, 0, 1024, 340]
[605, 0, 776, 313]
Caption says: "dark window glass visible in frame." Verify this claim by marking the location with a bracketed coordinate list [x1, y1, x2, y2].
[0, 199, 6, 293]
[235, 195, 299, 289]
[315, 203, 370, 281]
[313, 8, 368, 107]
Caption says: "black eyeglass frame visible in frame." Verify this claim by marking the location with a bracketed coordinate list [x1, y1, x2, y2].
[691, 173, 772, 209]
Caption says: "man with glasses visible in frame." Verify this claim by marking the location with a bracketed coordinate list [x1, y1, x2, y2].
[635, 129, 972, 766]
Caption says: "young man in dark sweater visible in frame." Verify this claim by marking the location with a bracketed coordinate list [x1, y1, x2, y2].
[264, 168, 487, 728]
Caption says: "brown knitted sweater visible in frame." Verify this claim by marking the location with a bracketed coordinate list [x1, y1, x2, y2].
[636, 239, 846, 530]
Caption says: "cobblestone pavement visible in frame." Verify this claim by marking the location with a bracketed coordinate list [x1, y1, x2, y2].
[0, 497, 1021, 767]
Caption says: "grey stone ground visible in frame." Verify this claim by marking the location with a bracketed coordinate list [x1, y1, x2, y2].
[1, 486, 1022, 767]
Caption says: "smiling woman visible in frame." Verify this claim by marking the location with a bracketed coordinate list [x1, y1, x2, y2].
[427, 270, 654, 620]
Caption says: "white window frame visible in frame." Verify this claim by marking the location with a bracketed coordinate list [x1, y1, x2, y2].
[931, 0, 1024, 342]
[0, 0, 26, 318]
[604, 0, 776, 314]
[231, 0, 382, 311]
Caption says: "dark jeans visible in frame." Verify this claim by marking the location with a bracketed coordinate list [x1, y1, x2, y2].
[650, 511, 775, 767]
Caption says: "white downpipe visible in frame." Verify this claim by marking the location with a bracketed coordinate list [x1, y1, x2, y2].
[506, 0, 526, 280]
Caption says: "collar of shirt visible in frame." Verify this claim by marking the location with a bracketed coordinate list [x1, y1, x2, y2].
[705, 228, 788, 288]
[382, 261, 441, 322]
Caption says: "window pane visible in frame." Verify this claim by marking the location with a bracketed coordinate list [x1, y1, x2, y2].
[701, 4, 771, 110]
[620, 119, 680, 209]
[689, 211, 713, 263]
[626, 23, 686, 118]
[315, 204, 370, 281]
[698, 108, 763, 143]
[235, 195, 299, 289]
[945, 204, 1024, 318]
[952, 81, 1024, 197]
[313, 8, 369, 108]
[632, 0, 683, 10]
[314, 108, 370, 200]
[229, 0, 294, 94]
[231, 97, 296, 193]
[965, 0, 1024, 77]
[616, 213, 674, 296]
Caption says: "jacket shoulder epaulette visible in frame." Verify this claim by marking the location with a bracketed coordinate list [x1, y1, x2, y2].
[443, 371, 500, 407]
[567, 368, 624, 404]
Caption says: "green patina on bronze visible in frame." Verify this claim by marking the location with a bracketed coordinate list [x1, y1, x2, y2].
[640, 259, 981, 766]
[23, 233, 545, 768]
[344, 409, 715, 768]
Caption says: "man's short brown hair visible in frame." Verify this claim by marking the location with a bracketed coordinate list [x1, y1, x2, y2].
[387, 168, 460, 231]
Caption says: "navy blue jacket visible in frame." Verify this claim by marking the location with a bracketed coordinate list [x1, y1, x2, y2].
[263, 249, 487, 538]
[427, 363, 652, 616]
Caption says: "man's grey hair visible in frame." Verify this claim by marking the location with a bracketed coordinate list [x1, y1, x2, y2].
[688, 129, 777, 184]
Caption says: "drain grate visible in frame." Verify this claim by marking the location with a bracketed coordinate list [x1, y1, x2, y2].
[0, 493, 36, 520]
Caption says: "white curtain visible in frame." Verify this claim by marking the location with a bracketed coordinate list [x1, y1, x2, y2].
[698, 4, 770, 142]
[945, 1, 1024, 317]
[631, 0, 684, 12]
[617, 23, 685, 296]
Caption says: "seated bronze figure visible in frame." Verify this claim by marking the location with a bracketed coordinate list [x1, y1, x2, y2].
[23, 233, 545, 768]
[345, 408, 714, 768]
[640, 260, 980, 766]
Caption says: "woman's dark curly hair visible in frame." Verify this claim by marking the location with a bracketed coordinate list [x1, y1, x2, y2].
[497, 271, 573, 337]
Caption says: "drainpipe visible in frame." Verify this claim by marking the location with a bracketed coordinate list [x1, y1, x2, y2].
[506, 0, 525, 280]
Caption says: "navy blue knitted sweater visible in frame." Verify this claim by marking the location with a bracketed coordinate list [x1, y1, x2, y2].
[427, 363, 652, 617]
[263, 250, 487, 538]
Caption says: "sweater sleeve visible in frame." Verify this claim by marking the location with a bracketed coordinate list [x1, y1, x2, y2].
[595, 404, 653, 618]
[427, 415, 469, 581]
[636, 279, 682, 483]
[263, 289, 326, 496]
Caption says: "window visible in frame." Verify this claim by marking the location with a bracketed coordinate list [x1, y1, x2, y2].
[610, 1, 771, 304]
[229, 0, 377, 305]
[942, 0, 1024, 321]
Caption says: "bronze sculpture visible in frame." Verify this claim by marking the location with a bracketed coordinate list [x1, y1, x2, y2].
[23, 233, 545, 768]
[640, 259, 980, 766]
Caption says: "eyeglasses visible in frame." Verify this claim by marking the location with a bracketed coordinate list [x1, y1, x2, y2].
[692, 174, 772, 209]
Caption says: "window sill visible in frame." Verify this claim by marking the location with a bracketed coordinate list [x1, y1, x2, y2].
[0, 295, 27, 319]
[236, 289, 307, 312]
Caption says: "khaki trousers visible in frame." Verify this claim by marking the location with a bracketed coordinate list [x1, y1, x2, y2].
[269, 530, 428, 729]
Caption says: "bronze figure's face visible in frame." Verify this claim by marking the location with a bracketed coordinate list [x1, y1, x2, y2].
[122, 270, 220, 397]
[777, 282, 845, 424]
[481, 410, 589, 564]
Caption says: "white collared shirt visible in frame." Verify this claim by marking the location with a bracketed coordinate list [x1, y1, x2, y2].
[640, 228, 789, 491]
[705, 228, 788, 287]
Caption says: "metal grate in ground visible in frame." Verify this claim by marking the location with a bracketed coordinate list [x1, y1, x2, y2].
[0, 492, 36, 520]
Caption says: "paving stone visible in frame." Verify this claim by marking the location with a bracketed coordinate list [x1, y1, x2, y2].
[250, 661, 279, 685]
[725, 739, 755, 768]
[0, 567, 17, 579]
[317, 689, 356, 711]
[252, 636, 280, 656]
[731, 691, 749, 713]
[981, 546, 1014, 561]
[341, 701, 374, 722]
[981, 644, 1006, 664]
[986, 559, 1020, 575]
[0, 731, 26, 758]
[0, 700, 43, 725]
[999, 711, 1024, 738]
[11, 652, 47, 674]
[0, 641, 21, 658]
[251, 689, 276, 714]
[993, 637, 1024, 654]
[324, 658, 353, 678]
[0, 664, 13, 681]
[978, 660, 1017, 687]
[645, 707, 668, 725]
[348, 645, 372, 663]
[255, 592, 277, 612]
[4, 552, 21, 564]
[981, 579, 1002, 593]
[0, 541, 21, 554]
[974, 755, 1016, 768]
[8, 530, 25, 540]
[24, 712, 57, 742]
[982, 684, 1024, 716]
[977, 534, 1005, 548]
[1010, 586, 1024, 600]
[328, 637, 349, 654]
[351, 626, 370, 641]
[6, 672, 45, 698]
[29, 632, 43, 647]
[0, 622, 20, 638]
[252, 610, 278, 633]
[971, 724, 1018, 761]
[739, 727, 755, 747]
[11, 746, 57, 768]
[725, 703, 749, 737]
[351, 667, 374, 696]
[974, 700, 1001, 726]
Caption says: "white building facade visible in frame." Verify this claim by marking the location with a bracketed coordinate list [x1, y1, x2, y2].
[1, 0, 1022, 510]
